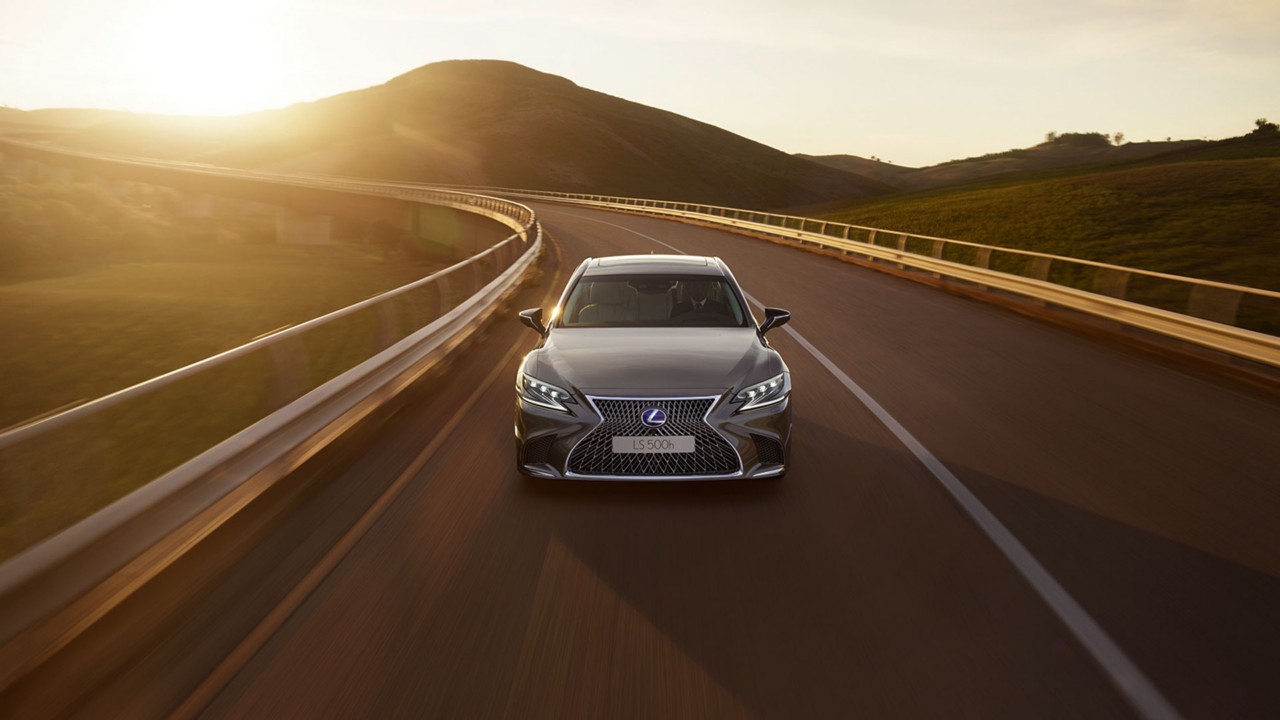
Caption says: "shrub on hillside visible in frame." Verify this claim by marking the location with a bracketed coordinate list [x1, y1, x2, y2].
[1044, 132, 1112, 148]
[1252, 118, 1279, 137]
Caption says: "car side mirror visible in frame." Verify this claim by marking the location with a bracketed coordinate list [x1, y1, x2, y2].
[519, 307, 547, 336]
[759, 307, 791, 335]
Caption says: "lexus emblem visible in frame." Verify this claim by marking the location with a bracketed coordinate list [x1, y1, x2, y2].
[641, 408, 667, 428]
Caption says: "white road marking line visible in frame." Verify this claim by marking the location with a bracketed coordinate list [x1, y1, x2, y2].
[551, 207, 1184, 720]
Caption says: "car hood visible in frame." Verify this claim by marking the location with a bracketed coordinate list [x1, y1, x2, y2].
[534, 327, 775, 394]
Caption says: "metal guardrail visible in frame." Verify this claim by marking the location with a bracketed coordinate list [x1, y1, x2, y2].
[0, 157, 541, 572]
[0, 211, 534, 450]
[432, 185, 1280, 369]
[0, 137, 524, 222]
[0, 162, 540, 683]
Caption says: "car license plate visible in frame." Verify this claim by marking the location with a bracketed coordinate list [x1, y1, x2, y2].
[612, 436, 696, 454]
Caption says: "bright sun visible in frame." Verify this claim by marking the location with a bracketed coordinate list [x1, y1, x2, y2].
[125, 0, 289, 115]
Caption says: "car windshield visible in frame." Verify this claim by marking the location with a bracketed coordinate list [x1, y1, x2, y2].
[559, 274, 748, 328]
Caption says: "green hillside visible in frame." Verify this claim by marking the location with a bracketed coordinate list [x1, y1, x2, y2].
[816, 139, 1280, 294]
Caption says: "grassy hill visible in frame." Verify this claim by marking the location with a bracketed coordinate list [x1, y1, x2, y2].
[52, 61, 891, 209]
[794, 154, 918, 187]
[803, 133, 1204, 191]
[813, 133, 1280, 294]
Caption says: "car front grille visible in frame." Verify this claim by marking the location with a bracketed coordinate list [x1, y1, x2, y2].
[567, 397, 740, 477]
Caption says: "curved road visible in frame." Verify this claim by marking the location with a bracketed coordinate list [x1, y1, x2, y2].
[7, 204, 1279, 719]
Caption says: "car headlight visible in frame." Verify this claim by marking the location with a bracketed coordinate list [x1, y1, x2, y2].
[733, 372, 790, 411]
[517, 371, 578, 413]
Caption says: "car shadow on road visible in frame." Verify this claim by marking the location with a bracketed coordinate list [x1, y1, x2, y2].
[495, 415, 1280, 719]
[484, 418, 1140, 719]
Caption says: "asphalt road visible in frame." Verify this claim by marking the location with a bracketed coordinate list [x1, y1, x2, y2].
[7, 204, 1278, 719]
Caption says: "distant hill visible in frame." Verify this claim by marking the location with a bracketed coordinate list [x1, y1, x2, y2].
[801, 133, 1204, 191]
[794, 154, 917, 187]
[811, 132, 1280, 298]
[51, 61, 892, 209]
[0, 107, 139, 140]
[0, 107, 138, 130]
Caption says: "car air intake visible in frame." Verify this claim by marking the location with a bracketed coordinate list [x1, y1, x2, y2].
[751, 434, 785, 465]
[568, 397, 740, 477]
[523, 434, 556, 465]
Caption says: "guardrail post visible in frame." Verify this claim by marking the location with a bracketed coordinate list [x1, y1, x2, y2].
[896, 234, 908, 269]
[928, 240, 947, 279]
[376, 299, 399, 351]
[1092, 268, 1131, 300]
[472, 256, 486, 294]
[819, 221, 828, 236]
[1026, 257, 1054, 306]
[1029, 257, 1052, 281]
[1187, 286, 1244, 326]
[972, 248, 995, 291]
[268, 337, 310, 409]
[842, 226, 851, 240]
[438, 275, 452, 315]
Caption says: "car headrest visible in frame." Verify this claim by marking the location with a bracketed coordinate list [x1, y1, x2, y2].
[589, 282, 634, 305]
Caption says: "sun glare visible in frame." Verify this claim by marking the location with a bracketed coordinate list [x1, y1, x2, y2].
[124, 0, 290, 115]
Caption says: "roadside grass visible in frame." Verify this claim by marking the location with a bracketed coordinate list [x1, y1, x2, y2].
[0, 243, 441, 429]
[0, 187, 470, 558]
[816, 159, 1280, 332]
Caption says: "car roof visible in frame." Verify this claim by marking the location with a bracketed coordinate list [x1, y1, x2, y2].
[582, 254, 724, 277]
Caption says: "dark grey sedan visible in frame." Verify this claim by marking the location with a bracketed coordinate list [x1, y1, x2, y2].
[515, 254, 792, 480]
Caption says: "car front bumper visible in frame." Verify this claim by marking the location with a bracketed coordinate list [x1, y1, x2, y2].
[515, 391, 791, 480]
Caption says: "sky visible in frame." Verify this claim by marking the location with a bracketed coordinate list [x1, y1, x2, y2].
[1, 0, 1277, 167]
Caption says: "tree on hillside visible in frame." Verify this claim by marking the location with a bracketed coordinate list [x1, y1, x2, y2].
[1254, 118, 1279, 136]
[1045, 131, 1058, 143]
[1113, 132, 1125, 145]
[1050, 132, 1111, 147]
